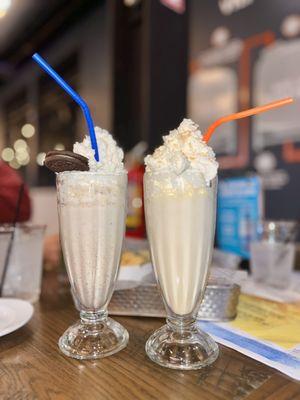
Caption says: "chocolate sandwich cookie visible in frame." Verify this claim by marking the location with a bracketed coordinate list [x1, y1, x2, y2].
[44, 150, 89, 173]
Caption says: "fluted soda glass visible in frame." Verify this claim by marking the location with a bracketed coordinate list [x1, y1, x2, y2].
[144, 170, 219, 369]
[57, 171, 128, 359]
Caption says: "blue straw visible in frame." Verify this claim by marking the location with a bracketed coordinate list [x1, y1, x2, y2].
[32, 53, 99, 162]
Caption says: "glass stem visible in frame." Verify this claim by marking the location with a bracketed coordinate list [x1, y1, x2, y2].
[80, 310, 108, 325]
[167, 316, 195, 332]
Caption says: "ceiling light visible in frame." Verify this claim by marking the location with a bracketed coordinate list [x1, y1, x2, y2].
[124, 0, 140, 6]
[18, 155, 30, 166]
[16, 150, 29, 163]
[21, 123, 35, 138]
[1, 147, 14, 162]
[14, 139, 27, 151]
[36, 152, 46, 166]
[54, 143, 65, 151]
[211, 26, 230, 47]
[281, 15, 300, 38]
[0, 0, 11, 18]
[15, 147, 28, 156]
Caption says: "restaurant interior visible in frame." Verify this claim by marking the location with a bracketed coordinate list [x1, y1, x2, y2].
[0, 0, 300, 399]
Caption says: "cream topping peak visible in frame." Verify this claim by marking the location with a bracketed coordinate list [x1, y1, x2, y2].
[144, 118, 218, 181]
[73, 127, 124, 173]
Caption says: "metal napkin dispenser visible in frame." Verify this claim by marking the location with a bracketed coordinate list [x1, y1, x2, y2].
[198, 282, 240, 321]
[109, 281, 240, 322]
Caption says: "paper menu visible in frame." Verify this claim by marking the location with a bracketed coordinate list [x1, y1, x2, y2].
[200, 294, 300, 381]
[229, 295, 300, 350]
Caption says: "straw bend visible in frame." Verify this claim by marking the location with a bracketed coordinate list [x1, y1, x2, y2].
[32, 53, 99, 162]
[203, 97, 294, 143]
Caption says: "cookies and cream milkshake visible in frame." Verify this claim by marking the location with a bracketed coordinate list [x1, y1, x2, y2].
[144, 119, 218, 317]
[53, 127, 128, 359]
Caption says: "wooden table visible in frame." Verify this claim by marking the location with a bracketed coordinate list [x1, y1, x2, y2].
[1, 272, 300, 400]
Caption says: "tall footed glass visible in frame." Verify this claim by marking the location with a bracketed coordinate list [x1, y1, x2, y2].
[57, 171, 128, 359]
[144, 170, 218, 369]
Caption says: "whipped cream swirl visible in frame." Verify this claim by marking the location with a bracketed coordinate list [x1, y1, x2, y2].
[73, 127, 124, 173]
[144, 119, 218, 182]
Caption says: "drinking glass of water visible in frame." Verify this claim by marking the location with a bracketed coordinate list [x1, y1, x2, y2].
[250, 220, 298, 289]
[0, 224, 45, 302]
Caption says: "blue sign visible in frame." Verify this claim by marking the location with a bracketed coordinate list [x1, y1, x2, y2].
[217, 176, 262, 259]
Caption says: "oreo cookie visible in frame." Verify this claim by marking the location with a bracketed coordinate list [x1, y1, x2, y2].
[44, 150, 89, 173]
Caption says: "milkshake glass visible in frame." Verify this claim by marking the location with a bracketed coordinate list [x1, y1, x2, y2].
[144, 171, 218, 369]
[57, 171, 128, 359]
[144, 119, 219, 369]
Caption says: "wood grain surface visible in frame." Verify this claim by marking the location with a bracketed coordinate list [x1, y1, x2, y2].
[0, 271, 299, 400]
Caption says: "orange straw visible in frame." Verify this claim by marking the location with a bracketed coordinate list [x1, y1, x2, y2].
[203, 97, 294, 143]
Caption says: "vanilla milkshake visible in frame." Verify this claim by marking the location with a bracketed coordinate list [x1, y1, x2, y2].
[144, 119, 218, 316]
[55, 127, 129, 359]
[144, 172, 216, 316]
[144, 119, 219, 370]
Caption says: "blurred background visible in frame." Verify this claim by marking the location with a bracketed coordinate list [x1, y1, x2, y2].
[0, 0, 300, 263]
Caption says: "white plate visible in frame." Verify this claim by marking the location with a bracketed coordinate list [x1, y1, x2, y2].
[0, 299, 33, 337]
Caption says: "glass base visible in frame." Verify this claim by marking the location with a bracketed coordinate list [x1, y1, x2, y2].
[145, 321, 219, 370]
[59, 314, 129, 360]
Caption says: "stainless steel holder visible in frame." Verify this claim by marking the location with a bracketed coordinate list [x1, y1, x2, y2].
[109, 282, 240, 322]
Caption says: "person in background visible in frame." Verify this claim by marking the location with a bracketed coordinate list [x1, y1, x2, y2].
[0, 161, 31, 223]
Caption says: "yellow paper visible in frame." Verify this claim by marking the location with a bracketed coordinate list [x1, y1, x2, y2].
[229, 294, 300, 350]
